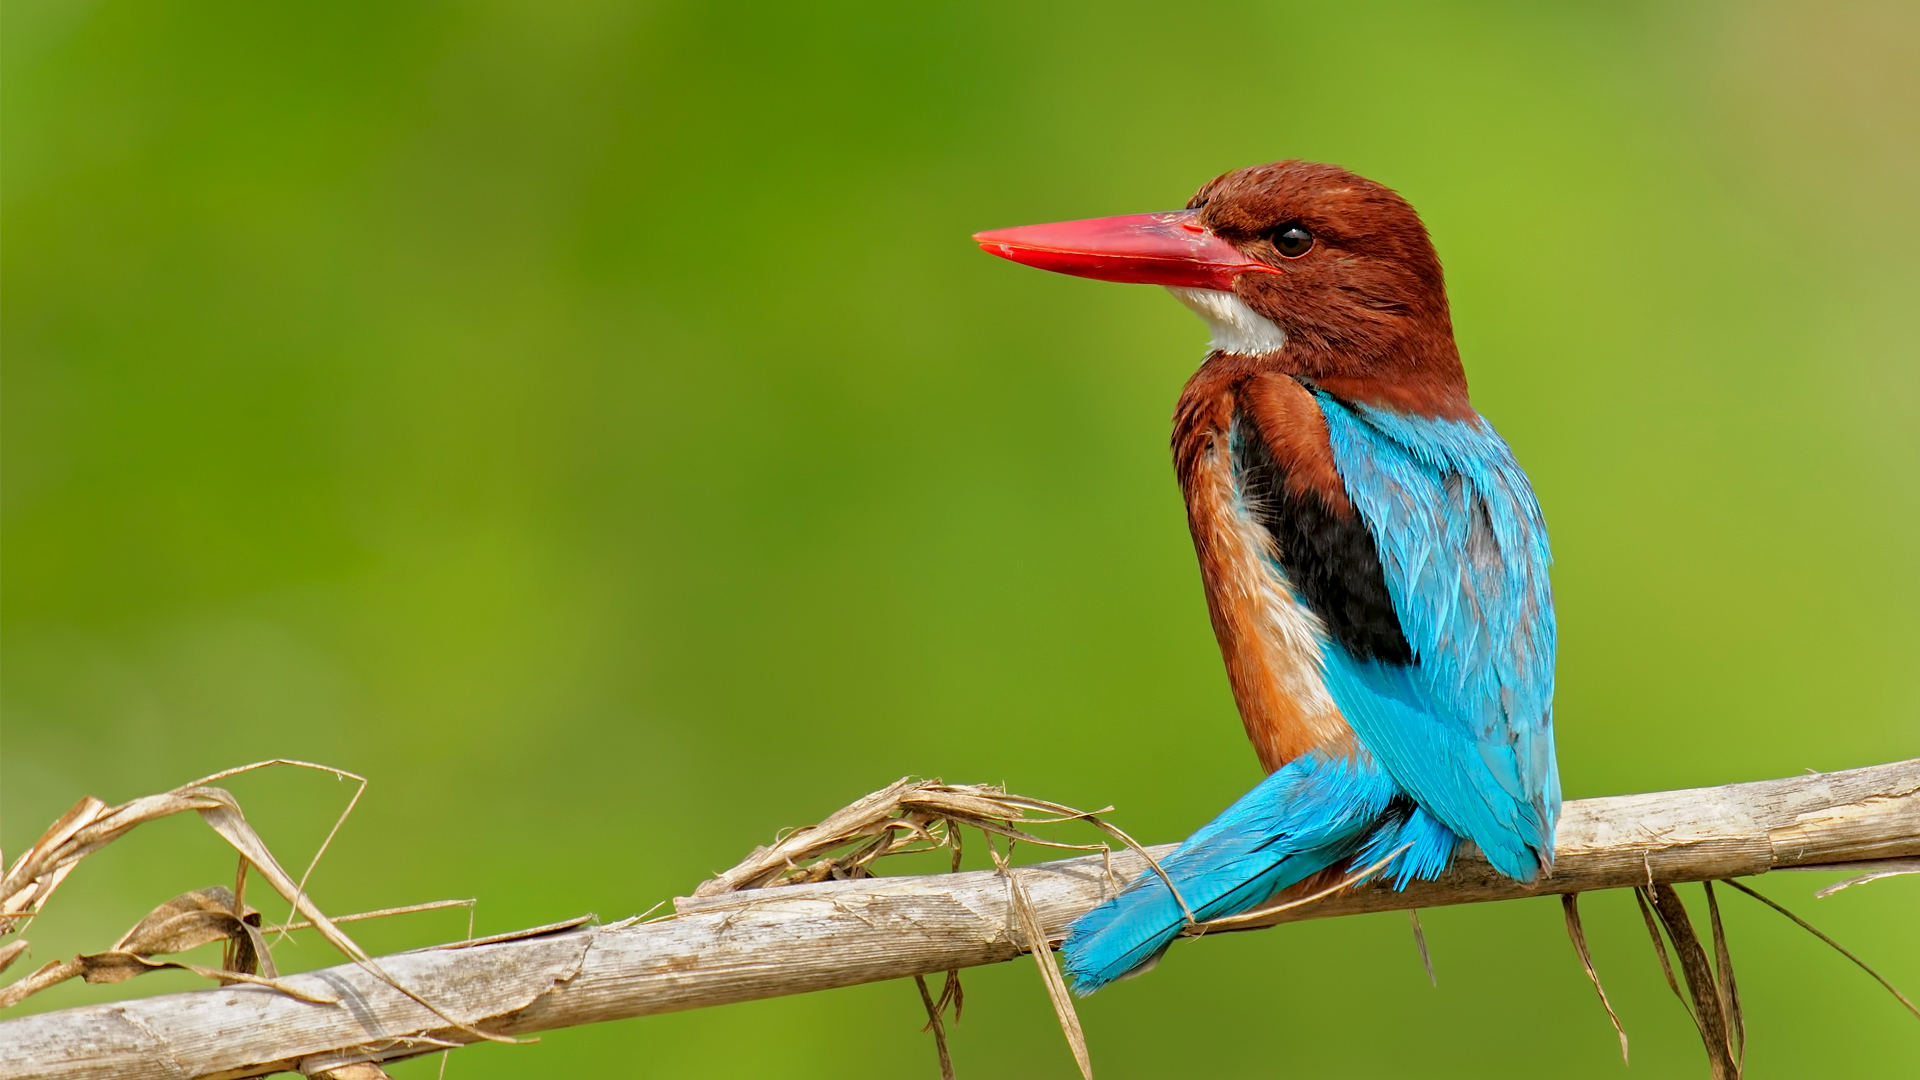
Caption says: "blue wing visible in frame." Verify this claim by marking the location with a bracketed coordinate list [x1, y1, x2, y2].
[1312, 392, 1559, 881]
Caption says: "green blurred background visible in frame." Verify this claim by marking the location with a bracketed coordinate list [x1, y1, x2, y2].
[5, 1, 1916, 1075]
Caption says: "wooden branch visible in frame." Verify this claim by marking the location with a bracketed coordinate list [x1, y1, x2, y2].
[3, 759, 1916, 1080]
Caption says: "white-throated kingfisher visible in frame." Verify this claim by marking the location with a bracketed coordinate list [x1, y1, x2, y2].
[976, 161, 1558, 992]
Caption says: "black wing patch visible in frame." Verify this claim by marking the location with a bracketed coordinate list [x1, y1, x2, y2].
[1230, 405, 1414, 665]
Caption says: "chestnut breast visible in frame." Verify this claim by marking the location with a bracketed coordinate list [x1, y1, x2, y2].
[1174, 358, 1408, 771]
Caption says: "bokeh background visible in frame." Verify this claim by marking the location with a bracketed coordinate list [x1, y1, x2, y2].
[5, 1, 1917, 1076]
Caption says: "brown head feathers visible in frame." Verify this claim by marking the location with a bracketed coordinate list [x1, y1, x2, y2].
[1191, 161, 1472, 419]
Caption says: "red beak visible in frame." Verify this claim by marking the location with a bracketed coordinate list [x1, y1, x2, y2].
[973, 209, 1278, 291]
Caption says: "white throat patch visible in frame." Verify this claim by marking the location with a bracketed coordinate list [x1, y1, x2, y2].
[1165, 286, 1287, 356]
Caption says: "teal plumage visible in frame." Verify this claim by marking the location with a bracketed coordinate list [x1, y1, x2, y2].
[1315, 394, 1558, 883]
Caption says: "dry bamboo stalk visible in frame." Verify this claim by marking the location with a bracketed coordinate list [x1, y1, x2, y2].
[2, 759, 1915, 1080]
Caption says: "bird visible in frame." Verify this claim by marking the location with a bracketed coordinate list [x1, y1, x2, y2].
[974, 161, 1558, 993]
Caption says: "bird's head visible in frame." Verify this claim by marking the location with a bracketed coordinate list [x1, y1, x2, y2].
[975, 161, 1469, 417]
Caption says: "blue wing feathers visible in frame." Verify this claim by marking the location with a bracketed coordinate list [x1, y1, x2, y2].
[1315, 394, 1558, 876]
[1062, 392, 1557, 991]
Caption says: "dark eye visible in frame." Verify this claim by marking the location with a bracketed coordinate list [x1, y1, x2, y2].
[1273, 224, 1313, 258]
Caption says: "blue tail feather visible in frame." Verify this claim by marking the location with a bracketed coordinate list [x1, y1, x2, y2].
[1062, 750, 1459, 993]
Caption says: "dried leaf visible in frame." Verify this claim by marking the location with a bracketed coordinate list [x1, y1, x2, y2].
[431, 916, 594, 951]
[915, 974, 957, 1080]
[1561, 893, 1629, 1065]
[1704, 882, 1744, 1068]
[1633, 886, 1689, 1016]
[3, 885, 270, 1003]
[270, 899, 479, 937]
[113, 887, 249, 958]
[940, 968, 964, 1024]
[1408, 909, 1437, 987]
[1722, 878, 1920, 1022]
[234, 912, 272, 979]
[1811, 857, 1920, 898]
[694, 777, 931, 896]
[1008, 871, 1092, 1080]
[13, 791, 223, 903]
[0, 958, 83, 1009]
[690, 777, 1144, 908]
[0, 938, 28, 976]
[191, 791, 514, 1043]
[125, 957, 335, 1003]
[899, 789, 1032, 821]
[935, 813, 1107, 855]
[0, 796, 112, 921]
[77, 950, 163, 985]
[0, 760, 506, 1042]
[1645, 883, 1740, 1079]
